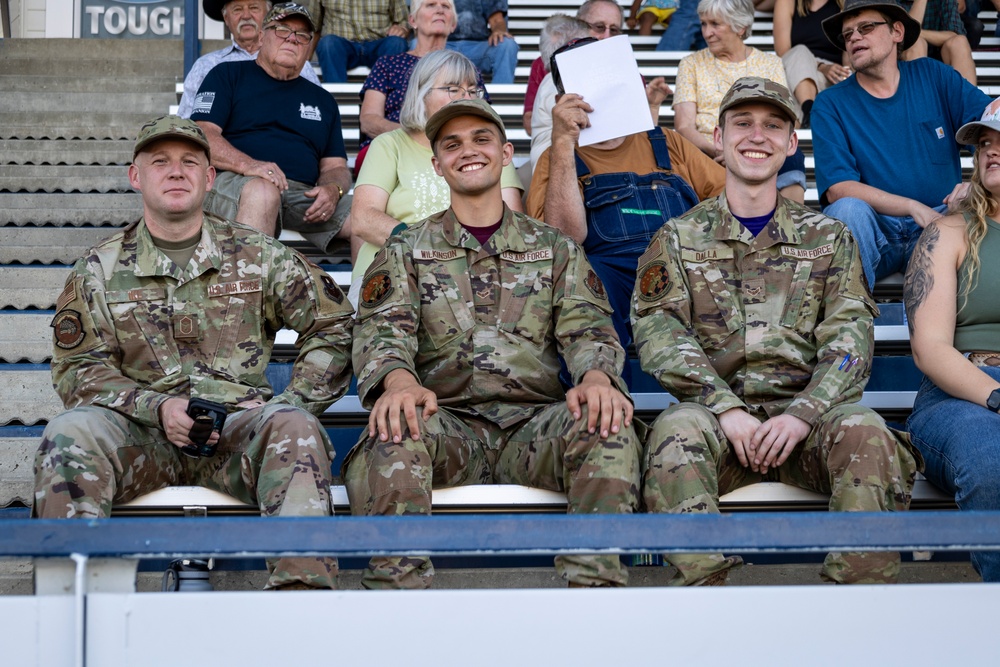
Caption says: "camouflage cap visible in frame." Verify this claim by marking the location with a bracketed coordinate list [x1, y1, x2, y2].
[719, 77, 799, 125]
[133, 115, 211, 160]
[425, 98, 508, 145]
[264, 2, 317, 32]
[956, 98, 1000, 144]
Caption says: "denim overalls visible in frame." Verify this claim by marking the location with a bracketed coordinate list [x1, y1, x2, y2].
[576, 127, 699, 382]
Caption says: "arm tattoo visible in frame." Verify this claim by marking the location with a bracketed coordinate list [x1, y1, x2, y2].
[903, 222, 940, 335]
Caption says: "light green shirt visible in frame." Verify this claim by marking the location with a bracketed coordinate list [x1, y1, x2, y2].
[353, 128, 523, 282]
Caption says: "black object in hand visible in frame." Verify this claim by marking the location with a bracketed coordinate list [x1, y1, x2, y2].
[180, 398, 228, 458]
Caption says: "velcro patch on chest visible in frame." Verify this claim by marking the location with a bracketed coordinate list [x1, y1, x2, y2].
[780, 244, 834, 260]
[637, 261, 672, 302]
[172, 313, 199, 339]
[415, 249, 459, 261]
[207, 279, 262, 298]
[51, 310, 86, 350]
[500, 249, 553, 263]
[680, 247, 735, 262]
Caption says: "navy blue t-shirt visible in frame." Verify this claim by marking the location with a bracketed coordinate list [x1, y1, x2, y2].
[190, 60, 347, 185]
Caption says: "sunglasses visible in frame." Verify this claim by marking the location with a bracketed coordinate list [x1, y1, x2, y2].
[839, 20, 888, 44]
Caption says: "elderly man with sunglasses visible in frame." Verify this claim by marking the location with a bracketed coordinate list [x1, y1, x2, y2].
[810, 0, 988, 288]
[191, 2, 353, 254]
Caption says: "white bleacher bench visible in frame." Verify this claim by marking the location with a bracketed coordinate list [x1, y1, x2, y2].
[114, 477, 955, 517]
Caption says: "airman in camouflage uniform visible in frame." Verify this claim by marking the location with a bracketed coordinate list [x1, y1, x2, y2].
[34, 115, 354, 590]
[632, 78, 921, 586]
[347, 99, 641, 589]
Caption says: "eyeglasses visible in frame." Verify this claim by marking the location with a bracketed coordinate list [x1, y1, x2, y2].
[839, 21, 888, 43]
[586, 21, 622, 36]
[264, 24, 314, 44]
[432, 85, 486, 100]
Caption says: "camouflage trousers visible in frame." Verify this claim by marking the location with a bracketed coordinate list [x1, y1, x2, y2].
[344, 403, 642, 589]
[643, 403, 920, 585]
[34, 404, 339, 590]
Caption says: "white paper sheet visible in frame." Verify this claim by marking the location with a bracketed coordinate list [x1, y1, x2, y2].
[552, 35, 654, 146]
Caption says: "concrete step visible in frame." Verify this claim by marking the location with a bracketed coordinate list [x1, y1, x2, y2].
[0, 113, 165, 140]
[0, 368, 61, 427]
[1, 139, 132, 166]
[0, 57, 182, 78]
[0, 75, 177, 94]
[0, 192, 141, 224]
[0, 313, 52, 363]
[0, 37, 185, 59]
[0, 267, 71, 309]
[0, 437, 36, 508]
[0, 92, 176, 114]
[0, 226, 121, 265]
[0, 165, 132, 193]
[0, 556, 982, 596]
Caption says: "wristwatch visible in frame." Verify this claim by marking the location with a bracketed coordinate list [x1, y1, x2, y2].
[333, 183, 344, 200]
[987, 388, 1000, 413]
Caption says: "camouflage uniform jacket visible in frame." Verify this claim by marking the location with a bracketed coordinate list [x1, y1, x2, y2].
[354, 205, 628, 428]
[50, 214, 354, 426]
[632, 193, 877, 425]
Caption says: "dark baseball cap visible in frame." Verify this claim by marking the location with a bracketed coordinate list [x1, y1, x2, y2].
[133, 115, 211, 160]
[424, 98, 508, 145]
[264, 2, 317, 32]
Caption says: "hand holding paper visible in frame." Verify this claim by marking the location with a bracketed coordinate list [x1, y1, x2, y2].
[552, 35, 655, 146]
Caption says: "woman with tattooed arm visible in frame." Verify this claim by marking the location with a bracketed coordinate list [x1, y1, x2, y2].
[904, 100, 1000, 583]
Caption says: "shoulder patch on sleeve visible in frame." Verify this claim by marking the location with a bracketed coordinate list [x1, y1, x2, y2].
[51, 310, 86, 350]
[360, 270, 394, 309]
[583, 268, 608, 300]
[56, 279, 78, 312]
[637, 261, 672, 302]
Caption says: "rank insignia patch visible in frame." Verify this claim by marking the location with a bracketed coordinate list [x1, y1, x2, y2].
[361, 270, 393, 309]
[584, 269, 608, 300]
[51, 310, 86, 350]
[638, 261, 671, 301]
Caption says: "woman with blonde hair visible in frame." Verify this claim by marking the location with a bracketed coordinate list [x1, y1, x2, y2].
[904, 99, 1000, 582]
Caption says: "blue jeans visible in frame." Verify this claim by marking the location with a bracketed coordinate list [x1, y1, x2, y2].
[777, 145, 806, 192]
[907, 367, 1000, 581]
[315, 35, 407, 83]
[656, 0, 706, 51]
[822, 197, 940, 288]
[446, 38, 518, 83]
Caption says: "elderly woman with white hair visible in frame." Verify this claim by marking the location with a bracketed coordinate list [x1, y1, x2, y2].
[673, 0, 807, 202]
[349, 49, 523, 307]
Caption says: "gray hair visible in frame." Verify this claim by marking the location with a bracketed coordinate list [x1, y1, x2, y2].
[540, 14, 591, 72]
[576, 0, 623, 24]
[697, 0, 755, 40]
[409, 0, 456, 22]
[399, 50, 480, 132]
